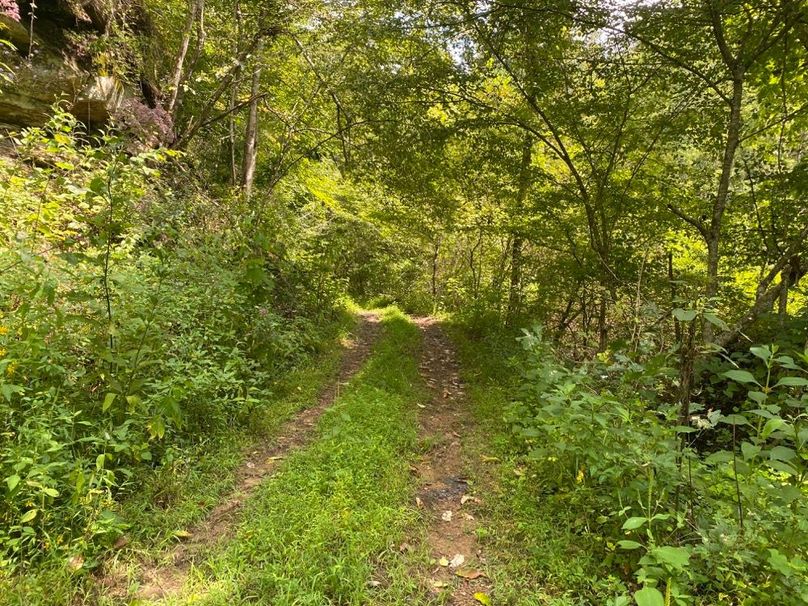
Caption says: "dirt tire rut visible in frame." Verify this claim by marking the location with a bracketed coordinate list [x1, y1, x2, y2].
[413, 317, 492, 606]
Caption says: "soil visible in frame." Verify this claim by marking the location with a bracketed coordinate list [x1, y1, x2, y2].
[99, 311, 382, 602]
[412, 317, 493, 605]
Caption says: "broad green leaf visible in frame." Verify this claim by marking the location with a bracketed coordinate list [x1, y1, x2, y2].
[617, 540, 643, 550]
[651, 546, 690, 570]
[102, 392, 117, 412]
[672, 308, 697, 322]
[634, 587, 664, 606]
[5, 474, 20, 491]
[769, 446, 796, 462]
[749, 346, 771, 362]
[723, 370, 759, 385]
[20, 509, 37, 524]
[703, 312, 728, 329]
[768, 549, 793, 577]
[761, 418, 787, 439]
[622, 517, 647, 530]
[718, 414, 749, 426]
[767, 460, 798, 476]
[775, 377, 808, 388]
[42, 487, 59, 498]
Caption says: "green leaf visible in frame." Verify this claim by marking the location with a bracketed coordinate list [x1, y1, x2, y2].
[651, 546, 690, 570]
[718, 414, 749, 426]
[775, 377, 808, 388]
[761, 418, 787, 439]
[19, 509, 37, 524]
[723, 370, 760, 385]
[5, 474, 20, 491]
[768, 549, 793, 577]
[703, 312, 728, 329]
[672, 308, 697, 322]
[617, 540, 643, 550]
[747, 390, 767, 404]
[473, 593, 492, 605]
[622, 517, 647, 530]
[42, 487, 59, 498]
[750, 346, 772, 362]
[767, 460, 798, 476]
[102, 392, 117, 412]
[634, 587, 664, 606]
[770, 446, 796, 462]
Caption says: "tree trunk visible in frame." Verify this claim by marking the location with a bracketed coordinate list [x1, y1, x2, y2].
[167, 0, 202, 117]
[241, 40, 264, 199]
[228, 0, 243, 186]
[704, 74, 744, 342]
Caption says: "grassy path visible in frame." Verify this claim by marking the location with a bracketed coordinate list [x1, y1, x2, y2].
[88, 309, 516, 606]
[131, 308, 433, 605]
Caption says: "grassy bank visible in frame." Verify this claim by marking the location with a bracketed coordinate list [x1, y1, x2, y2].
[157, 308, 433, 605]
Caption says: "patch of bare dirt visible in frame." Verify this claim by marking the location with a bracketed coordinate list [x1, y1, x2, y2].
[99, 312, 381, 602]
[412, 317, 492, 605]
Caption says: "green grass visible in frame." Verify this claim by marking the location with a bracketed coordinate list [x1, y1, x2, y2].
[156, 308, 434, 605]
[448, 322, 626, 606]
[0, 311, 356, 606]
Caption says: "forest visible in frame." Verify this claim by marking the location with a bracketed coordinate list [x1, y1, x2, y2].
[0, 0, 807, 604]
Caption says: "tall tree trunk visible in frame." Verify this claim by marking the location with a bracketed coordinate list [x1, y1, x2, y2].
[167, 0, 202, 117]
[228, 0, 243, 186]
[241, 40, 264, 199]
[507, 136, 533, 325]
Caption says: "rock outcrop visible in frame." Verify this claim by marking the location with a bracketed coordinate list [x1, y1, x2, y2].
[0, 0, 148, 131]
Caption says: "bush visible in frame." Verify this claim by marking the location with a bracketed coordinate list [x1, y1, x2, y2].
[0, 110, 343, 570]
[506, 328, 808, 605]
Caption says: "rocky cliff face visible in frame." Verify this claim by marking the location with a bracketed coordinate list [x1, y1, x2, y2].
[0, 0, 149, 131]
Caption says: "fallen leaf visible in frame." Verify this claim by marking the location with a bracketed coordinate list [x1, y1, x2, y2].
[456, 569, 486, 580]
[441, 510, 453, 522]
[474, 592, 492, 605]
[431, 580, 450, 589]
[461, 494, 475, 505]
[246, 461, 256, 469]
[417, 404, 426, 409]
[173, 530, 193, 539]
[438, 557, 450, 567]
[449, 553, 465, 568]
[463, 513, 476, 521]
[267, 456, 284, 461]
[415, 497, 424, 508]
[67, 555, 84, 571]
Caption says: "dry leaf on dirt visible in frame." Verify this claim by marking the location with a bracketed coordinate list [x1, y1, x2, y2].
[449, 553, 465, 568]
[431, 579, 450, 589]
[456, 569, 486, 580]
[441, 510, 453, 522]
[438, 557, 450, 567]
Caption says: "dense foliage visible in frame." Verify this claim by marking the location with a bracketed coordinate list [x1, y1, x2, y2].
[1, 0, 807, 603]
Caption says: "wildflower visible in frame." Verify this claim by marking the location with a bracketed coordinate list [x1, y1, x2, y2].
[0, 326, 8, 335]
